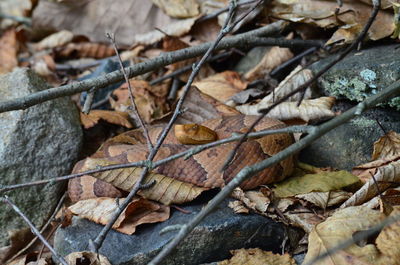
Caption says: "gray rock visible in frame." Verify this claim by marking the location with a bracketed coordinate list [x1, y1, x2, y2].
[309, 44, 400, 110]
[0, 68, 82, 246]
[54, 199, 300, 265]
[234, 46, 269, 74]
[300, 101, 400, 170]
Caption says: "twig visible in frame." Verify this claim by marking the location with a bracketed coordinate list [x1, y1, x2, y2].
[196, 0, 258, 23]
[221, 0, 381, 170]
[1, 196, 68, 265]
[82, 89, 95, 114]
[0, 20, 298, 114]
[270, 47, 318, 77]
[149, 75, 400, 265]
[90, 0, 243, 253]
[107, 33, 153, 150]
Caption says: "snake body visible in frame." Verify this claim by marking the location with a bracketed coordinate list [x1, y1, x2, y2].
[68, 115, 295, 202]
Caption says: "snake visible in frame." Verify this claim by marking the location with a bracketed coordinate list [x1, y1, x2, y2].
[68, 115, 295, 202]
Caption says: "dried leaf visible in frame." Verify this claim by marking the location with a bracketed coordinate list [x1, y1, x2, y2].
[304, 206, 386, 265]
[78, 158, 208, 205]
[0, 228, 34, 264]
[296, 191, 352, 208]
[80, 110, 133, 129]
[342, 160, 400, 208]
[244, 44, 294, 81]
[69, 197, 170, 234]
[55, 42, 115, 59]
[36, 30, 74, 50]
[219, 248, 296, 265]
[273, 170, 360, 198]
[372, 131, 400, 160]
[32, 0, 197, 46]
[228, 200, 249, 214]
[231, 188, 271, 213]
[64, 251, 111, 265]
[376, 206, 400, 263]
[152, 0, 199, 18]
[237, 97, 336, 122]
[7, 253, 49, 265]
[0, 28, 19, 74]
[0, 0, 32, 30]
[193, 71, 247, 103]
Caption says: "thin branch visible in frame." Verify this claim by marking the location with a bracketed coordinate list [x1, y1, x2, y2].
[149, 75, 400, 265]
[221, 0, 381, 170]
[107, 33, 153, 150]
[0, 20, 294, 114]
[1, 196, 68, 265]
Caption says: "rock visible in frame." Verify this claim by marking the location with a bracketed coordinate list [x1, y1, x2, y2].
[300, 101, 400, 170]
[309, 44, 400, 110]
[54, 198, 301, 265]
[0, 68, 82, 246]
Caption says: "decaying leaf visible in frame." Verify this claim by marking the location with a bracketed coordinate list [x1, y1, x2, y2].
[69, 197, 170, 234]
[0, 28, 19, 74]
[238, 96, 335, 123]
[36, 30, 74, 50]
[244, 43, 294, 81]
[228, 200, 249, 214]
[7, 253, 49, 265]
[78, 158, 208, 205]
[303, 206, 385, 265]
[80, 110, 133, 129]
[376, 206, 400, 263]
[296, 191, 352, 209]
[218, 248, 296, 265]
[231, 188, 271, 213]
[269, 0, 395, 44]
[0, 228, 34, 264]
[273, 169, 360, 198]
[64, 251, 111, 265]
[152, 0, 199, 18]
[0, 0, 32, 30]
[342, 160, 400, 208]
[193, 71, 247, 103]
[55, 42, 115, 59]
[372, 131, 400, 160]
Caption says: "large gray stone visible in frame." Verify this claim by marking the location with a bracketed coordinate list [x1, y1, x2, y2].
[300, 101, 400, 170]
[54, 199, 301, 265]
[0, 68, 82, 246]
[309, 44, 400, 110]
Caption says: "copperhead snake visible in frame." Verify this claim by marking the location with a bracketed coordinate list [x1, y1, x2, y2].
[68, 115, 295, 202]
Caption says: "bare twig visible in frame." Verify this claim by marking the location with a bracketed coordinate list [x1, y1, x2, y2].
[107, 33, 153, 150]
[0, 20, 300, 114]
[221, 0, 381, 170]
[150, 76, 400, 265]
[1, 196, 68, 265]
[82, 89, 95, 114]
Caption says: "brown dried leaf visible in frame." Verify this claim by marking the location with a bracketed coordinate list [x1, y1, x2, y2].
[376, 206, 400, 263]
[193, 71, 247, 103]
[64, 251, 111, 265]
[296, 191, 352, 209]
[244, 44, 294, 81]
[80, 110, 133, 129]
[0, 28, 19, 74]
[69, 197, 170, 234]
[228, 200, 249, 214]
[7, 253, 49, 265]
[219, 248, 296, 265]
[55, 42, 115, 59]
[0, 228, 34, 264]
[270, 0, 394, 44]
[372, 131, 400, 160]
[36, 30, 74, 50]
[79, 158, 208, 205]
[152, 0, 199, 18]
[231, 188, 271, 213]
[32, 0, 197, 46]
[238, 97, 336, 122]
[303, 206, 385, 265]
[0, 0, 32, 29]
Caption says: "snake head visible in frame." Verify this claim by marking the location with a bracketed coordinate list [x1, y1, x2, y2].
[174, 124, 218, 144]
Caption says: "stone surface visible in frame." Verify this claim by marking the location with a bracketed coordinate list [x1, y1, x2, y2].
[300, 101, 400, 170]
[54, 198, 300, 265]
[310, 44, 400, 110]
[0, 68, 82, 246]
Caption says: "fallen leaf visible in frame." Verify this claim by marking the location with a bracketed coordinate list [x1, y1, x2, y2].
[0, 228, 34, 264]
[296, 191, 352, 209]
[376, 206, 400, 263]
[231, 188, 271, 213]
[7, 253, 49, 265]
[237, 97, 336, 122]
[228, 200, 249, 214]
[78, 158, 208, 205]
[64, 251, 111, 265]
[193, 71, 247, 103]
[0, 0, 32, 30]
[303, 206, 385, 265]
[230, 88, 265, 105]
[244, 42, 294, 81]
[0, 28, 19, 74]
[342, 160, 400, 208]
[372, 131, 400, 160]
[273, 169, 360, 198]
[80, 110, 133, 129]
[218, 248, 296, 265]
[55, 42, 115, 59]
[152, 0, 199, 18]
[36, 30, 74, 50]
[69, 197, 170, 234]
